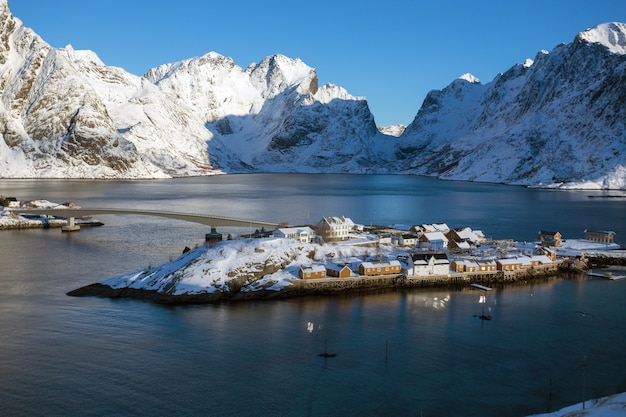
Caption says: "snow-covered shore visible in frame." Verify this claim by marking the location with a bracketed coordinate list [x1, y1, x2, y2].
[529, 391, 626, 417]
[67, 232, 625, 304]
[68, 237, 395, 302]
[0, 199, 104, 229]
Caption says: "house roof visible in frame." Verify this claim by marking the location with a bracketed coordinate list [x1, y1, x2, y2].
[453, 227, 481, 242]
[456, 259, 479, 268]
[497, 258, 523, 265]
[321, 216, 355, 227]
[420, 231, 449, 242]
[538, 230, 560, 236]
[361, 260, 401, 269]
[411, 253, 450, 264]
[276, 226, 314, 235]
[584, 229, 616, 235]
[300, 264, 326, 273]
[451, 240, 471, 249]
[325, 263, 351, 272]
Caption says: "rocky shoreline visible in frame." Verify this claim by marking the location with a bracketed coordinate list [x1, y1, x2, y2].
[67, 262, 578, 305]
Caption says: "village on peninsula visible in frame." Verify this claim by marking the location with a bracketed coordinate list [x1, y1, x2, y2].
[2, 196, 624, 303]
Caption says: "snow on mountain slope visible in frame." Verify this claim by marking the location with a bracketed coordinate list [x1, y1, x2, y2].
[201, 55, 396, 173]
[397, 22, 626, 189]
[0, 0, 215, 178]
[0, 0, 624, 189]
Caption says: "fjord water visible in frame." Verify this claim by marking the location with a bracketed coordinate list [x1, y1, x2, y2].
[1, 174, 625, 417]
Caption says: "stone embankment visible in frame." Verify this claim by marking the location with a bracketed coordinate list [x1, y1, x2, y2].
[69, 261, 572, 304]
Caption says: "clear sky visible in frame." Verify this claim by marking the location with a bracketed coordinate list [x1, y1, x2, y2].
[8, 0, 625, 127]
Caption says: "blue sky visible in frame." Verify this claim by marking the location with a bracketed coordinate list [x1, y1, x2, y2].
[9, 0, 625, 127]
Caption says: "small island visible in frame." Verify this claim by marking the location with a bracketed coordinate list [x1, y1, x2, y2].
[0, 197, 103, 229]
[66, 216, 625, 304]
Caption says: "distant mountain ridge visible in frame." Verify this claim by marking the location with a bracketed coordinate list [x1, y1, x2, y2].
[395, 22, 626, 189]
[0, 0, 624, 189]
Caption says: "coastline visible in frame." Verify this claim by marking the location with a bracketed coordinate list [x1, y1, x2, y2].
[67, 260, 578, 305]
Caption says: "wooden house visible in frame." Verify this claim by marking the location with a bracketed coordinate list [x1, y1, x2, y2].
[325, 263, 352, 278]
[397, 233, 419, 247]
[316, 216, 355, 241]
[537, 230, 562, 247]
[359, 260, 402, 276]
[446, 227, 483, 245]
[496, 258, 523, 271]
[476, 259, 497, 272]
[407, 253, 450, 276]
[450, 259, 478, 273]
[584, 230, 616, 244]
[418, 231, 449, 251]
[448, 240, 472, 252]
[299, 264, 326, 279]
[273, 226, 315, 243]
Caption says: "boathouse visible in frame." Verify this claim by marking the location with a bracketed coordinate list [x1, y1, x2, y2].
[299, 264, 326, 279]
[496, 258, 524, 271]
[359, 260, 401, 276]
[325, 263, 352, 278]
[450, 259, 479, 273]
[584, 230, 616, 244]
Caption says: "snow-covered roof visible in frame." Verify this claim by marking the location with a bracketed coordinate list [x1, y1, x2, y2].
[325, 263, 351, 272]
[452, 241, 471, 249]
[276, 226, 314, 235]
[321, 216, 355, 227]
[360, 260, 401, 269]
[497, 258, 523, 265]
[300, 264, 326, 273]
[422, 231, 449, 242]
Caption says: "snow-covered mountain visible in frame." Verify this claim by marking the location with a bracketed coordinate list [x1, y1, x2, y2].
[0, 0, 392, 178]
[0, 0, 624, 188]
[396, 22, 626, 189]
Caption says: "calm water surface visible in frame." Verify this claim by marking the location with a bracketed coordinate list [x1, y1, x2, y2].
[1, 174, 625, 417]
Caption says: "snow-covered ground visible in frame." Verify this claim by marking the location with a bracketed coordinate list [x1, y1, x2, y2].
[99, 236, 392, 296]
[529, 391, 626, 417]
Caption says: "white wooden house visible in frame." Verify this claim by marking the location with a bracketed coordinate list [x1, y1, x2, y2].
[316, 216, 355, 241]
[418, 231, 449, 251]
[396, 233, 419, 247]
[273, 226, 315, 243]
[405, 253, 450, 276]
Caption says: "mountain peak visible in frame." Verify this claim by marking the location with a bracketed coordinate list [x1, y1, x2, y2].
[577, 22, 626, 54]
[458, 73, 480, 84]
